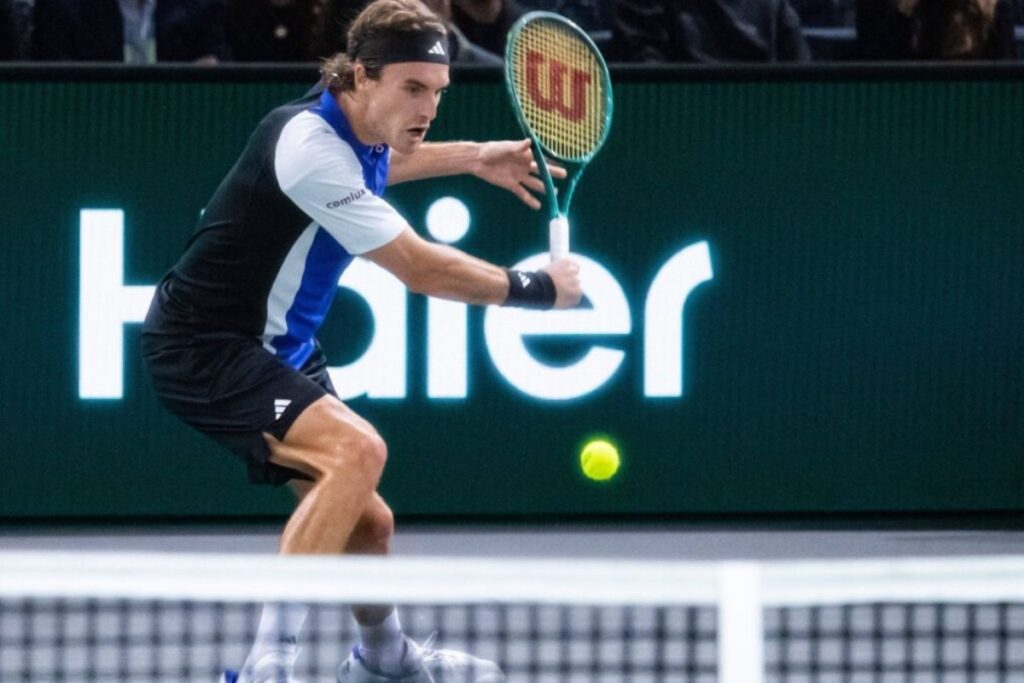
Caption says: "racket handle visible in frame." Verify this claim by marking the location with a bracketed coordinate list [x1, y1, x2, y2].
[549, 216, 569, 262]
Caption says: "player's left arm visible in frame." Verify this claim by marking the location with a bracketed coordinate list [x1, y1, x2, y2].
[387, 139, 565, 209]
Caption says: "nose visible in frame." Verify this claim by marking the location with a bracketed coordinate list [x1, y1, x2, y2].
[425, 94, 440, 121]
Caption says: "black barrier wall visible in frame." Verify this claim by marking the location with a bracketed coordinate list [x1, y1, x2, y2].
[1, 65, 1022, 519]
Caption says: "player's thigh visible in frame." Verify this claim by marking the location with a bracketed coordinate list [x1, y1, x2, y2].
[267, 395, 387, 482]
[143, 330, 331, 486]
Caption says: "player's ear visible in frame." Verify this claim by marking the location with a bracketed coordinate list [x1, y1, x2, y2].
[354, 62, 368, 90]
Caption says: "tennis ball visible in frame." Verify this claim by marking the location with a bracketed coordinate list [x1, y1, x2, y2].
[580, 440, 620, 481]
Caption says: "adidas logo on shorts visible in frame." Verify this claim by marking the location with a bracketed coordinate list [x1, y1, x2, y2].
[274, 399, 291, 421]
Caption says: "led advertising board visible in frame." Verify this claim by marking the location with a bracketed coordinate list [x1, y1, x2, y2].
[1, 68, 1022, 519]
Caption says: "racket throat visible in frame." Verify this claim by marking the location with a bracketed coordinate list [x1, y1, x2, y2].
[549, 216, 570, 261]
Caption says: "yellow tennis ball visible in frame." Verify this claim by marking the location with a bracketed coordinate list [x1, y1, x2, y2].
[580, 440, 620, 481]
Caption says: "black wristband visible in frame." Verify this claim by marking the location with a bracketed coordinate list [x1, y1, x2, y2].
[503, 269, 557, 309]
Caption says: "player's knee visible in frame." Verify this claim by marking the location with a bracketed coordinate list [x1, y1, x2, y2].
[353, 429, 388, 480]
[320, 424, 387, 484]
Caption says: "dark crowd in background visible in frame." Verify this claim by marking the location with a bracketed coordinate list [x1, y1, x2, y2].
[0, 0, 1021, 64]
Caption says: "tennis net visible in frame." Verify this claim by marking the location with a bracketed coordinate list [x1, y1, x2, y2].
[0, 552, 1022, 682]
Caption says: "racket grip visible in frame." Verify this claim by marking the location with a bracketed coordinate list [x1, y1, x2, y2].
[549, 216, 569, 262]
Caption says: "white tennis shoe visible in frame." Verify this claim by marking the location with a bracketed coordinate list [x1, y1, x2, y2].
[219, 649, 302, 683]
[337, 634, 504, 683]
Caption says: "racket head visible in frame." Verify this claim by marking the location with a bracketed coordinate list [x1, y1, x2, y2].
[504, 12, 613, 165]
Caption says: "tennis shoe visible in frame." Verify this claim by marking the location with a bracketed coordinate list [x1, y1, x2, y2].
[220, 648, 302, 683]
[337, 633, 504, 682]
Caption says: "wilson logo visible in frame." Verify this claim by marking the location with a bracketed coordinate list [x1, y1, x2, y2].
[525, 51, 592, 122]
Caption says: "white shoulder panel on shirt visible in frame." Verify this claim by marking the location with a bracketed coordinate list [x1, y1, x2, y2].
[274, 111, 408, 255]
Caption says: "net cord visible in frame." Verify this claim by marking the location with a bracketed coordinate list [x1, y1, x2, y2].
[2, 552, 1024, 605]
[0, 552, 719, 605]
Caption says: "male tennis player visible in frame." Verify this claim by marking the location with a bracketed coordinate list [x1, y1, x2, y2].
[141, 0, 580, 681]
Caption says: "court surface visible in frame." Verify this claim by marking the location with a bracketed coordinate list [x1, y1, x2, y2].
[2, 520, 1022, 559]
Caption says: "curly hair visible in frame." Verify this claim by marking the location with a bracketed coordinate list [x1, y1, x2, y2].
[320, 0, 447, 94]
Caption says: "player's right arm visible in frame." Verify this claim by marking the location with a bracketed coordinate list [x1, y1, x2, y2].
[364, 227, 582, 309]
[276, 114, 581, 310]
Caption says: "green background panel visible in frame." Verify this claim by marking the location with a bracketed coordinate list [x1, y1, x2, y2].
[0, 66, 1021, 519]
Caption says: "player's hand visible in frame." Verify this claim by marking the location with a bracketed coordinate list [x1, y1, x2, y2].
[474, 139, 566, 210]
[542, 258, 582, 309]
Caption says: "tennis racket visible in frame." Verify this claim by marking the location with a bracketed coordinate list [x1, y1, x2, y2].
[504, 12, 613, 261]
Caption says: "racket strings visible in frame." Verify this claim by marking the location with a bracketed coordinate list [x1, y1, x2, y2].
[510, 20, 608, 161]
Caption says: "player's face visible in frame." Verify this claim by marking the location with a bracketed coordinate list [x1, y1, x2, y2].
[362, 62, 450, 154]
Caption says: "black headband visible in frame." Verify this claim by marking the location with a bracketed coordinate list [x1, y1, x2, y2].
[354, 30, 450, 66]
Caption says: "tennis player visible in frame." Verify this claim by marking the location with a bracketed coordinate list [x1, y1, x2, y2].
[140, 0, 580, 680]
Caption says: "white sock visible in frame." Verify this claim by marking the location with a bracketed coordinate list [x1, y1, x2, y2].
[357, 610, 408, 675]
[242, 602, 309, 671]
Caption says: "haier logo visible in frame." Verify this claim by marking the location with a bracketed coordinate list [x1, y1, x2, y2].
[78, 202, 713, 401]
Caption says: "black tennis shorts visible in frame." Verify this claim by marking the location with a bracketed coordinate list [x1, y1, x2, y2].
[141, 302, 336, 486]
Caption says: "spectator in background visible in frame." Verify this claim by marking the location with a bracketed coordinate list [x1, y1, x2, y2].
[224, 0, 360, 62]
[1, 0, 18, 59]
[423, 0, 504, 63]
[224, 0, 499, 64]
[31, 0, 226, 63]
[857, 0, 1016, 59]
[10, 0, 33, 58]
[611, 0, 811, 61]
[450, 0, 526, 56]
[790, 0, 855, 25]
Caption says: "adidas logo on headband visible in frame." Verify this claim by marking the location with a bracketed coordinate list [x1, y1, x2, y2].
[355, 30, 450, 65]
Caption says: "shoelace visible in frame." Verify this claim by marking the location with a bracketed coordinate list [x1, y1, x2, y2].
[412, 632, 467, 682]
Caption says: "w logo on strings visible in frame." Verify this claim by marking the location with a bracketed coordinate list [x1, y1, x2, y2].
[525, 51, 592, 122]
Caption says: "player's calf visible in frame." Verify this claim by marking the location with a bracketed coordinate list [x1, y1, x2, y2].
[345, 494, 395, 555]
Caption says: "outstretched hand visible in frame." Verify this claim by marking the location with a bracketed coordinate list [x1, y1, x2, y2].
[474, 139, 566, 210]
